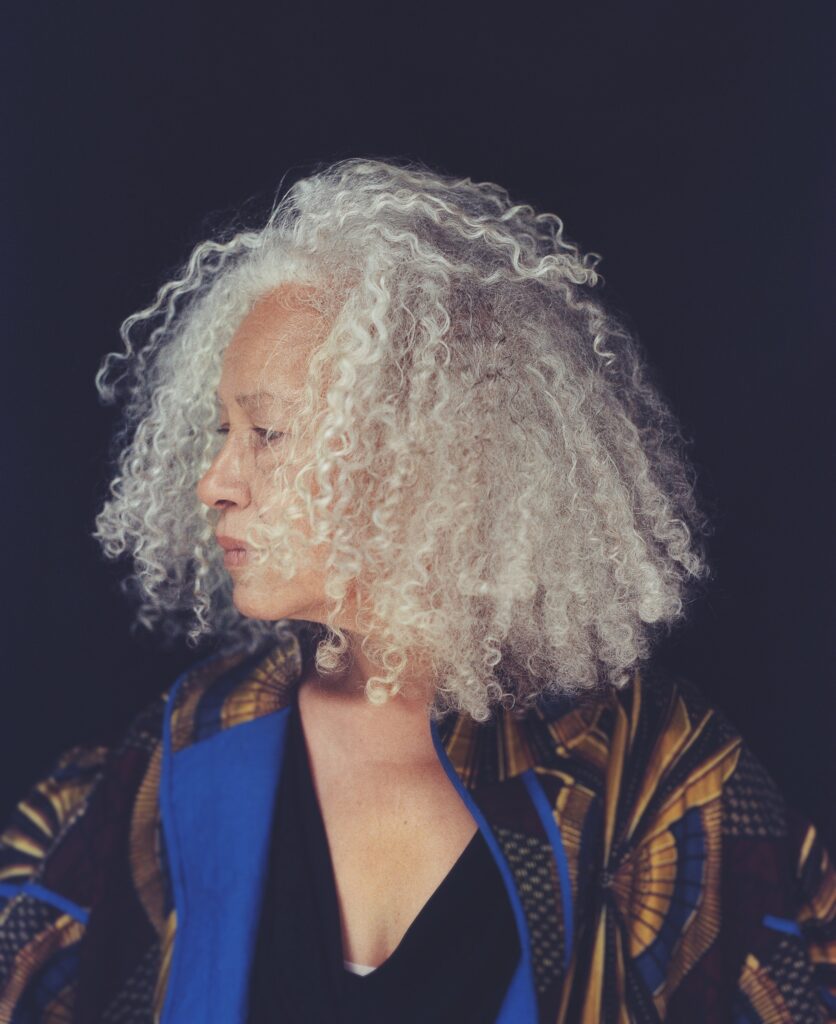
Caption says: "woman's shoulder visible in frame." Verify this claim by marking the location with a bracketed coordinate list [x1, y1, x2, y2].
[0, 686, 169, 893]
[0, 638, 296, 895]
[532, 666, 825, 882]
[0, 682, 167, 1014]
[0, 641, 297, 1017]
[535, 667, 781, 804]
[532, 668, 836, 1020]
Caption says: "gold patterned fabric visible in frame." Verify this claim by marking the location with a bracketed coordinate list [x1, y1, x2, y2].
[0, 631, 833, 1022]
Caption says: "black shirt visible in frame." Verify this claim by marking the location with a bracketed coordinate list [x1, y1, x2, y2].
[246, 699, 521, 1024]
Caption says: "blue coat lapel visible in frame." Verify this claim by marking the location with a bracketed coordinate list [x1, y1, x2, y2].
[158, 656, 292, 1023]
[155, 635, 571, 1022]
[431, 720, 539, 1022]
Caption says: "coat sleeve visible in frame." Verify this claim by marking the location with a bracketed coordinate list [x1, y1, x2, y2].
[587, 676, 836, 1023]
[649, 686, 836, 1023]
[0, 741, 109, 1020]
[722, 753, 836, 1022]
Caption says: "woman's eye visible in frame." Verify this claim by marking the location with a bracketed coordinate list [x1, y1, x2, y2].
[214, 426, 284, 445]
[252, 427, 285, 445]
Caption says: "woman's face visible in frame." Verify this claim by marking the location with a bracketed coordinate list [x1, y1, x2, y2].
[196, 284, 339, 624]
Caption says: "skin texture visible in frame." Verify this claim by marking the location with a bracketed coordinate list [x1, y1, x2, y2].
[197, 286, 332, 621]
[197, 283, 435, 707]
[196, 284, 479, 967]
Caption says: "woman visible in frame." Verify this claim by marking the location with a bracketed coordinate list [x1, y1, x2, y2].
[0, 157, 833, 1023]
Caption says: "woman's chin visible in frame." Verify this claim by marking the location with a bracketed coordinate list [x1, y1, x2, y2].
[230, 584, 293, 622]
[230, 586, 268, 619]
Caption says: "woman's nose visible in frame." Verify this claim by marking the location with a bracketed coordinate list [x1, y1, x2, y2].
[196, 437, 251, 510]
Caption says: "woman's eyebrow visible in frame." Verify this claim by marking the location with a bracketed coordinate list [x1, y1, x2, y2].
[214, 390, 277, 413]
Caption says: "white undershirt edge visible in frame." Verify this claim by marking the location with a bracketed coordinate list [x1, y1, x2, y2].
[343, 959, 377, 976]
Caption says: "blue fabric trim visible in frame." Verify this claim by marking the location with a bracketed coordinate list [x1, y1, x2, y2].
[429, 720, 538, 1023]
[0, 881, 89, 924]
[158, 650, 292, 1024]
[762, 913, 802, 937]
[819, 985, 836, 1013]
[520, 768, 574, 970]
[157, 652, 226, 1024]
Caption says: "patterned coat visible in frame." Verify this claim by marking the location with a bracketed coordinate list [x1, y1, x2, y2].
[1, 632, 834, 1022]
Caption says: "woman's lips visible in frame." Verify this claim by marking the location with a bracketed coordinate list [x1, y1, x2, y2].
[216, 535, 248, 568]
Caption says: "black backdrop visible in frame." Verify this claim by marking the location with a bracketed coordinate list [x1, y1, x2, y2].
[2, 1, 834, 851]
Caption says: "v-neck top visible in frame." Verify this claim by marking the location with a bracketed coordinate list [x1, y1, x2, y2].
[246, 698, 521, 1024]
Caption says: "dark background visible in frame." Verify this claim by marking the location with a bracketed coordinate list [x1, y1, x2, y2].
[2, 2, 834, 850]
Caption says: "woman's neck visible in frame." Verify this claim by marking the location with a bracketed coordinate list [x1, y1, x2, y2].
[297, 666, 439, 769]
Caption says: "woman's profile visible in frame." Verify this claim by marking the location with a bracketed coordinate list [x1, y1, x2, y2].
[0, 157, 833, 1022]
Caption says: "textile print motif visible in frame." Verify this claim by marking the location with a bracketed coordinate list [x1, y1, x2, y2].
[0, 635, 834, 1023]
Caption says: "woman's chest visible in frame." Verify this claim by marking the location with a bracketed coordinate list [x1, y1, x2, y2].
[305, 746, 480, 966]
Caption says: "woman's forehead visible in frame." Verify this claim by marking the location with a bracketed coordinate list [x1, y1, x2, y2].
[231, 289, 323, 355]
[219, 287, 326, 398]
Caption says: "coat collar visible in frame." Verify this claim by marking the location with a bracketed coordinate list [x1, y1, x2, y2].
[165, 628, 595, 788]
[157, 629, 589, 1022]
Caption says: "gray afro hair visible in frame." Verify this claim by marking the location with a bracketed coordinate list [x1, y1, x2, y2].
[93, 156, 708, 722]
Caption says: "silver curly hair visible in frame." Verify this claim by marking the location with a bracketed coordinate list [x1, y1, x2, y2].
[93, 156, 708, 722]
